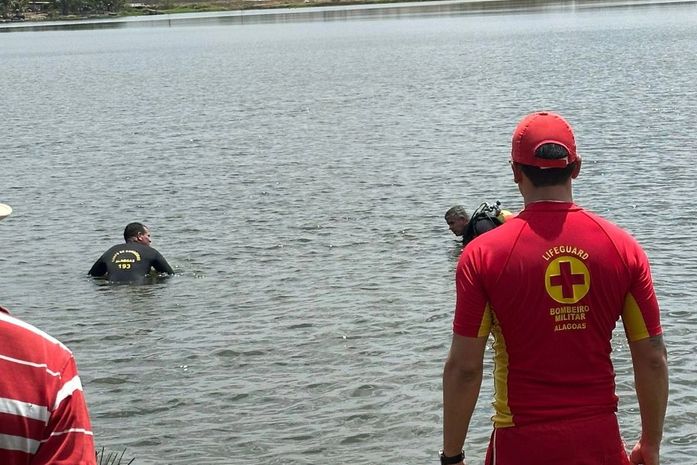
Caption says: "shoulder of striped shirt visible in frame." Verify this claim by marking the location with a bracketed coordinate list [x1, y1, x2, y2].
[0, 311, 71, 354]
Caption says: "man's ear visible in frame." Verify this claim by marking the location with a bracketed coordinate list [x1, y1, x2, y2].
[511, 161, 522, 184]
[571, 156, 582, 179]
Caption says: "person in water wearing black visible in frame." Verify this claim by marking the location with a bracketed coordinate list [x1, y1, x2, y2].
[445, 202, 514, 246]
[88, 222, 174, 282]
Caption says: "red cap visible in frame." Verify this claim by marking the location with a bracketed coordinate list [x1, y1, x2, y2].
[511, 112, 577, 168]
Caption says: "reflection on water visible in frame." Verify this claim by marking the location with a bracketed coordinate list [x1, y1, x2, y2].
[0, 2, 696, 464]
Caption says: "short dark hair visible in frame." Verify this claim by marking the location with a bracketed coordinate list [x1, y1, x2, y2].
[518, 143, 577, 187]
[124, 222, 148, 242]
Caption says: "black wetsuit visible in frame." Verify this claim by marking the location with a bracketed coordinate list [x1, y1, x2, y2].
[462, 216, 503, 246]
[88, 243, 174, 282]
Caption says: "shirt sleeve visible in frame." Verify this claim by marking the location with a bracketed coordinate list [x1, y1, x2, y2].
[152, 251, 174, 275]
[32, 357, 96, 465]
[621, 246, 662, 342]
[87, 257, 106, 277]
[453, 250, 492, 338]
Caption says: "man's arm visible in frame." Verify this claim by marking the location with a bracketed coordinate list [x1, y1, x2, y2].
[152, 250, 174, 275]
[442, 333, 487, 463]
[87, 258, 106, 277]
[628, 334, 668, 465]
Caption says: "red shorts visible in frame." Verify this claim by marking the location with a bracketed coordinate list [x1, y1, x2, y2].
[484, 413, 631, 465]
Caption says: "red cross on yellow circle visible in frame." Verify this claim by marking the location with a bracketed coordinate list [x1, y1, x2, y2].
[544, 256, 590, 304]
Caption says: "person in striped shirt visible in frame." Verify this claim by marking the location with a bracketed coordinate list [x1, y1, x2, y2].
[0, 202, 96, 464]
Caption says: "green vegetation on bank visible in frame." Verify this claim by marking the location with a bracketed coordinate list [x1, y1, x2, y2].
[1, 0, 124, 20]
[1, 0, 426, 21]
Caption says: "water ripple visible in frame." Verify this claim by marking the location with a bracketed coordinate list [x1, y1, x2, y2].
[1, 5, 696, 465]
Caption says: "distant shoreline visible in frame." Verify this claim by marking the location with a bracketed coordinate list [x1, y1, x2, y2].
[2, 0, 696, 28]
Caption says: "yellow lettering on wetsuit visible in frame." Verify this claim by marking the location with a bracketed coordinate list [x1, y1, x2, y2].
[110, 249, 142, 263]
[111, 249, 142, 272]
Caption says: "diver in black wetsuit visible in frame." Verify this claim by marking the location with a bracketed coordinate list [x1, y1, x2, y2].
[445, 202, 513, 246]
[88, 222, 174, 283]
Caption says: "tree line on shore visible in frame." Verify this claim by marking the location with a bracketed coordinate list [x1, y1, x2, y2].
[1, 0, 127, 19]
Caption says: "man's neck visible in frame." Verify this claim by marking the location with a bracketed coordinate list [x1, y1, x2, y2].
[522, 185, 573, 206]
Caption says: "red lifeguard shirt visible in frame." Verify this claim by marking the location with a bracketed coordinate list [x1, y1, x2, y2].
[453, 201, 662, 428]
[0, 307, 96, 465]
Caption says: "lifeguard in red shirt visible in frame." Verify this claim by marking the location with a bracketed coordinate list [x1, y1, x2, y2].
[440, 112, 668, 465]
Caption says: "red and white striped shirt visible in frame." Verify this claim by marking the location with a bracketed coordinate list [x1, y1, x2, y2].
[0, 306, 96, 464]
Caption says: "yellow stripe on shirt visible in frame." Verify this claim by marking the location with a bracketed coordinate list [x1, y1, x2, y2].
[622, 292, 651, 342]
[489, 311, 514, 428]
[477, 303, 493, 338]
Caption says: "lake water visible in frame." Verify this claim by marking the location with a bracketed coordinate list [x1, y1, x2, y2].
[1, 1, 696, 463]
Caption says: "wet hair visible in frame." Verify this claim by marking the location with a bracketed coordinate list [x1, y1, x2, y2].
[444, 205, 469, 221]
[124, 222, 148, 242]
[518, 143, 577, 187]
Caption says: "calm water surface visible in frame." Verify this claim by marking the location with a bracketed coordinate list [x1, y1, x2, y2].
[1, 2, 696, 464]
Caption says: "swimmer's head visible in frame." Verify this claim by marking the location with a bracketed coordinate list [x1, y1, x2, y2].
[444, 205, 469, 237]
[124, 222, 151, 246]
